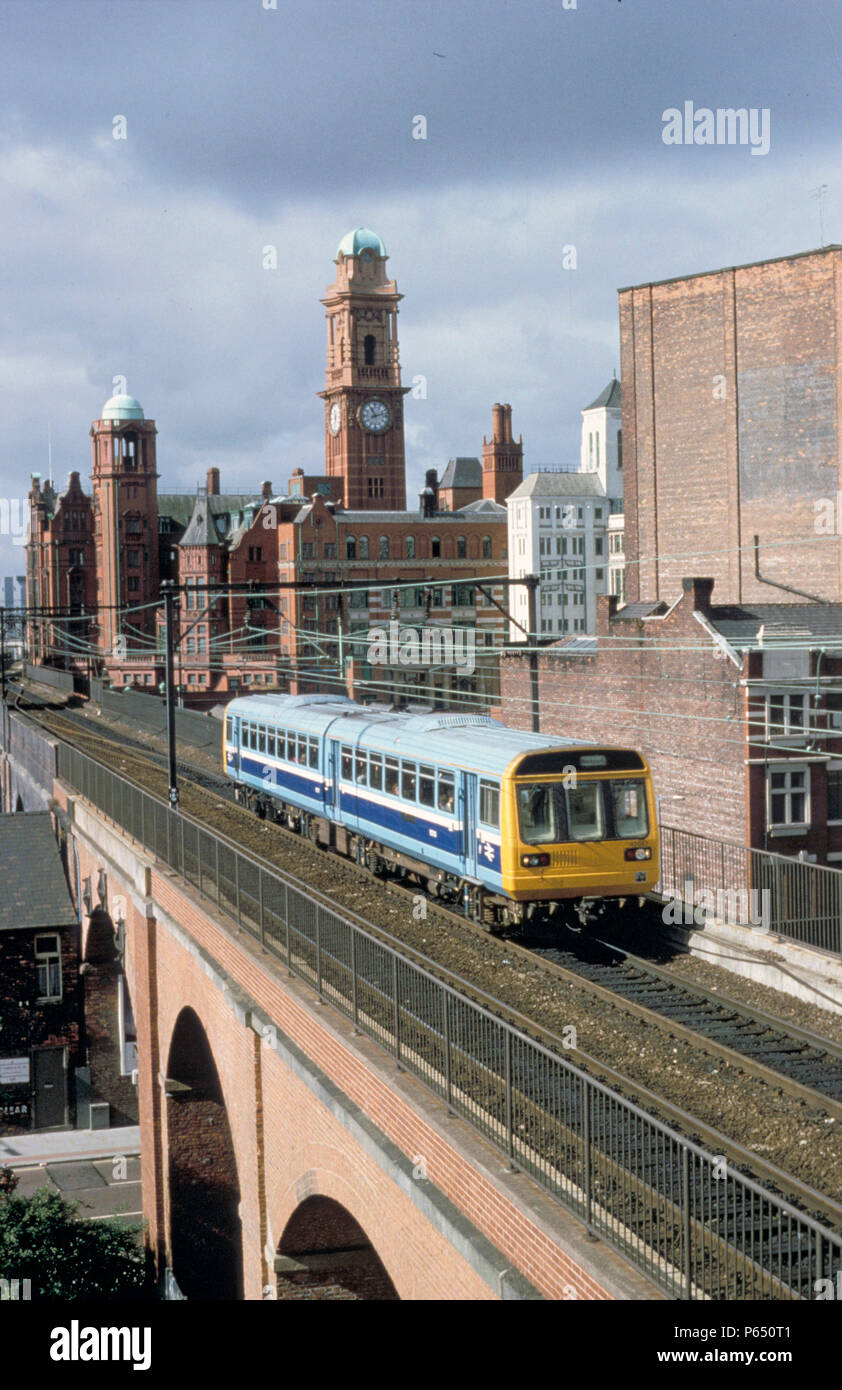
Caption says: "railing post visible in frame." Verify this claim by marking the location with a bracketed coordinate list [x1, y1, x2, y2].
[215, 837, 220, 911]
[350, 928, 359, 1032]
[258, 867, 264, 946]
[443, 986, 453, 1111]
[504, 1027, 515, 1170]
[316, 907, 323, 999]
[234, 851, 241, 925]
[682, 1145, 693, 1299]
[284, 883, 291, 970]
[392, 953, 400, 1065]
[583, 1078, 593, 1232]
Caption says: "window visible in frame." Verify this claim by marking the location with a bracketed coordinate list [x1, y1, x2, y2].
[431, 535, 441, 559]
[127, 577, 139, 591]
[346, 537, 356, 559]
[385, 757, 399, 795]
[419, 765, 435, 807]
[267, 730, 276, 757]
[355, 750, 367, 784]
[402, 761, 417, 801]
[368, 478, 384, 500]
[611, 780, 648, 838]
[323, 543, 336, 558]
[248, 546, 263, 562]
[226, 716, 234, 742]
[767, 693, 809, 741]
[302, 542, 314, 558]
[594, 537, 604, 557]
[359, 536, 369, 560]
[437, 770, 455, 812]
[257, 726, 266, 754]
[369, 752, 383, 790]
[127, 549, 141, 567]
[405, 536, 416, 559]
[68, 548, 84, 566]
[341, 745, 353, 781]
[479, 780, 500, 828]
[379, 536, 390, 560]
[125, 519, 141, 534]
[457, 536, 467, 559]
[769, 767, 809, 828]
[349, 589, 368, 608]
[828, 770, 842, 822]
[452, 585, 475, 607]
[364, 333, 376, 365]
[35, 933, 62, 1001]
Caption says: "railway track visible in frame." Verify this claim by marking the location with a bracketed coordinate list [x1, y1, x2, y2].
[13, 692, 842, 1296]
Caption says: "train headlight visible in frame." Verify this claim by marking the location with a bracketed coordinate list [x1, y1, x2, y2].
[521, 852, 550, 867]
[624, 847, 652, 861]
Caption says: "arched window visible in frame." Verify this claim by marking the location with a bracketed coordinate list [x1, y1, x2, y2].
[364, 334, 376, 365]
[431, 535, 441, 559]
[482, 535, 492, 559]
[358, 535, 369, 559]
[379, 536, 390, 560]
[457, 535, 467, 559]
[346, 536, 356, 559]
[405, 535, 415, 559]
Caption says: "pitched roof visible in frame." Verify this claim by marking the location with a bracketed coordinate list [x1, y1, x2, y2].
[158, 493, 262, 531]
[0, 813, 77, 933]
[583, 377, 621, 411]
[456, 497, 506, 515]
[179, 497, 223, 547]
[705, 603, 842, 647]
[440, 457, 481, 490]
[613, 600, 668, 621]
[507, 472, 606, 500]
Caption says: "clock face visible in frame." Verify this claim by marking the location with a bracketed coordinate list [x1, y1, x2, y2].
[360, 398, 391, 433]
[329, 401, 341, 435]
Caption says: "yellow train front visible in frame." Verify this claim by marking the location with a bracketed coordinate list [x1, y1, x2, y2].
[498, 746, 660, 925]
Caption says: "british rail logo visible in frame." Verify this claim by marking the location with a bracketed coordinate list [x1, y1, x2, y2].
[366, 620, 476, 675]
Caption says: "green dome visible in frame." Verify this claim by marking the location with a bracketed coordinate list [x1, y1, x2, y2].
[337, 227, 387, 259]
[101, 394, 144, 421]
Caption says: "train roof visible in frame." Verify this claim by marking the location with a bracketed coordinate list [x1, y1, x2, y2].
[224, 693, 627, 778]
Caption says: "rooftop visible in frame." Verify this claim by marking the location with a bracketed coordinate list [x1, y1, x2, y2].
[337, 227, 387, 259]
[618, 245, 842, 294]
[440, 457, 481, 491]
[508, 472, 606, 501]
[583, 377, 621, 411]
[0, 813, 77, 934]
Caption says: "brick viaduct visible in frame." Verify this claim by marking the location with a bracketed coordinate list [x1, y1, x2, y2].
[2, 712, 657, 1302]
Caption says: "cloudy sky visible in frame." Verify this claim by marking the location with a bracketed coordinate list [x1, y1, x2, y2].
[1, 0, 841, 578]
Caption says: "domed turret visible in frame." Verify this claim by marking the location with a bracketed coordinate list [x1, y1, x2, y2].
[101, 394, 145, 422]
[336, 228, 387, 259]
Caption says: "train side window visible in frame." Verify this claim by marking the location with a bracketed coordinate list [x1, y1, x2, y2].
[437, 771, 455, 813]
[288, 734, 298, 763]
[419, 765, 435, 807]
[267, 729, 276, 758]
[226, 716, 233, 742]
[369, 753, 383, 790]
[278, 730, 287, 759]
[257, 726, 266, 754]
[341, 746, 353, 780]
[245, 723, 253, 750]
[385, 757, 399, 796]
[402, 761, 417, 801]
[309, 737, 319, 770]
[479, 780, 500, 828]
[355, 751, 367, 784]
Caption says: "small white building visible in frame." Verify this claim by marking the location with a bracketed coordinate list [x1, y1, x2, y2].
[507, 378, 625, 639]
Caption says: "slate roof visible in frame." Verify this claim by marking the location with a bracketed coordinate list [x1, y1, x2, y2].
[613, 600, 668, 621]
[158, 493, 262, 531]
[507, 472, 605, 500]
[180, 497, 225, 547]
[0, 814, 77, 933]
[440, 457, 481, 490]
[456, 497, 506, 515]
[705, 603, 842, 647]
[584, 377, 621, 411]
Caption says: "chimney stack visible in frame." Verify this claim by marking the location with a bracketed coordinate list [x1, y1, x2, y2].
[261, 480, 272, 499]
[206, 466, 220, 496]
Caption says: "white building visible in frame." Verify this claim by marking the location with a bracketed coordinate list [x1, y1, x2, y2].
[507, 378, 625, 639]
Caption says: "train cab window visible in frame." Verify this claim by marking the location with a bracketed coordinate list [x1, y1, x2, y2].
[257, 727, 266, 754]
[437, 771, 455, 813]
[308, 737, 319, 770]
[355, 751, 367, 784]
[385, 757, 399, 796]
[518, 784, 561, 844]
[402, 761, 417, 801]
[267, 730, 276, 757]
[341, 746, 353, 780]
[369, 753, 383, 791]
[479, 780, 500, 828]
[611, 780, 648, 838]
[419, 765, 435, 807]
[566, 784, 604, 841]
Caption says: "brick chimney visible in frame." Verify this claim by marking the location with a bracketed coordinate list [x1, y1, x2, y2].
[482, 402, 523, 503]
[206, 467, 220, 496]
[682, 577, 715, 613]
[261, 480, 273, 499]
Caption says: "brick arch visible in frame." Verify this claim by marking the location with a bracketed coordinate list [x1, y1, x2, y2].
[82, 907, 118, 964]
[275, 1194, 399, 1300]
[165, 1005, 244, 1299]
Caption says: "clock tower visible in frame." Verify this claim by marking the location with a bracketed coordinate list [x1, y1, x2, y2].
[319, 228, 407, 510]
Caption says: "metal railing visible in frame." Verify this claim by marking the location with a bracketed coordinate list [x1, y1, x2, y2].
[57, 740, 842, 1300]
[658, 823, 842, 959]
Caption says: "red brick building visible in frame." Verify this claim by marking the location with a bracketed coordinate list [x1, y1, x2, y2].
[500, 579, 842, 863]
[619, 245, 842, 607]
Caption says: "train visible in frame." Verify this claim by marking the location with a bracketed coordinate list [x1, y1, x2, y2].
[223, 693, 660, 929]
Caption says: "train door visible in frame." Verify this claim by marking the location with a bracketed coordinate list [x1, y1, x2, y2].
[325, 740, 340, 816]
[225, 714, 239, 775]
[461, 772, 479, 879]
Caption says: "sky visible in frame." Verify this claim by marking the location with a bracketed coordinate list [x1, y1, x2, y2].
[1, 0, 841, 578]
